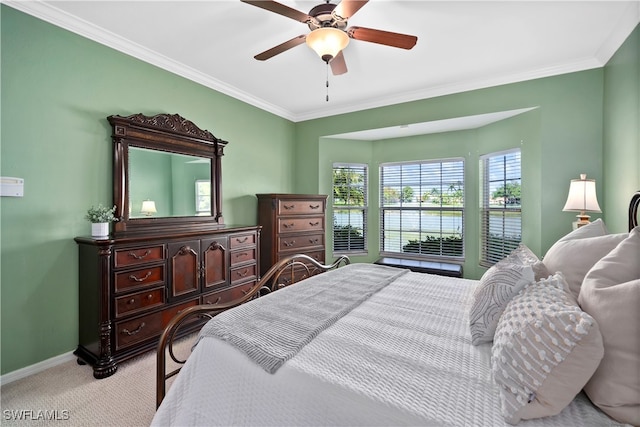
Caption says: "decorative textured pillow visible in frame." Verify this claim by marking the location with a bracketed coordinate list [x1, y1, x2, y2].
[543, 219, 627, 298]
[507, 244, 550, 281]
[469, 246, 536, 345]
[578, 227, 640, 425]
[492, 273, 604, 424]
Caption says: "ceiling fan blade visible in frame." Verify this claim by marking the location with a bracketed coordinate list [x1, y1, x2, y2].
[254, 35, 307, 61]
[330, 50, 348, 75]
[333, 0, 369, 20]
[241, 0, 311, 23]
[348, 26, 418, 50]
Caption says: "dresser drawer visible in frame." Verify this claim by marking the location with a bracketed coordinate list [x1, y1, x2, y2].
[278, 250, 325, 265]
[230, 247, 257, 266]
[115, 311, 163, 350]
[277, 216, 324, 233]
[273, 266, 312, 288]
[229, 232, 256, 249]
[277, 199, 324, 215]
[115, 265, 164, 292]
[278, 233, 324, 252]
[115, 287, 164, 318]
[230, 263, 257, 285]
[114, 245, 164, 268]
[201, 281, 258, 306]
[161, 298, 199, 326]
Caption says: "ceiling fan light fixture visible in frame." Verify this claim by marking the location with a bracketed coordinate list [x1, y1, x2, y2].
[305, 27, 349, 63]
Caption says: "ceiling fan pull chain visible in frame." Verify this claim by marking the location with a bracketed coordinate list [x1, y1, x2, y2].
[326, 62, 330, 102]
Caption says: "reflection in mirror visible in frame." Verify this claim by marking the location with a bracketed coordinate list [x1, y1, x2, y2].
[129, 147, 211, 219]
[195, 180, 211, 216]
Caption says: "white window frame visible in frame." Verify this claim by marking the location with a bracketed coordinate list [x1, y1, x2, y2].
[332, 163, 368, 255]
[480, 148, 522, 267]
[379, 158, 465, 261]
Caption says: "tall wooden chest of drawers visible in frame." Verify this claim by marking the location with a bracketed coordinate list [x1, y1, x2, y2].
[74, 225, 260, 378]
[257, 194, 327, 277]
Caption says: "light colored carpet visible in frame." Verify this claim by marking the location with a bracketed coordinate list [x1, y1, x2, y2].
[1, 334, 196, 427]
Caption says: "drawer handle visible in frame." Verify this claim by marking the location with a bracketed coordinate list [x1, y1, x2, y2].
[237, 269, 249, 277]
[128, 250, 151, 260]
[122, 322, 145, 336]
[235, 236, 249, 243]
[283, 223, 295, 228]
[309, 238, 319, 244]
[205, 297, 221, 305]
[283, 204, 295, 210]
[283, 240, 295, 247]
[309, 204, 320, 209]
[128, 271, 152, 283]
[147, 294, 154, 300]
[235, 252, 248, 258]
[309, 221, 319, 226]
[127, 298, 136, 305]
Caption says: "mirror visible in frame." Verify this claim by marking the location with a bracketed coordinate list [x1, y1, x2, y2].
[108, 113, 227, 235]
[128, 147, 211, 218]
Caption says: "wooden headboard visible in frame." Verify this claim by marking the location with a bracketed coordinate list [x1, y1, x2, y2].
[630, 190, 640, 231]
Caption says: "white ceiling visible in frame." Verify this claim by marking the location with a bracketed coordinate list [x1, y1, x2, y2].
[7, 1, 640, 123]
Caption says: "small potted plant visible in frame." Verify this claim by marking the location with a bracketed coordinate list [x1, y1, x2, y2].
[85, 204, 117, 238]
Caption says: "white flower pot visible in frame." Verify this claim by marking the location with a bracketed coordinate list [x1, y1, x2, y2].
[91, 222, 109, 238]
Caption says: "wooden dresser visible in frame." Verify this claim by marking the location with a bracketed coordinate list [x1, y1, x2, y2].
[75, 226, 260, 378]
[257, 194, 327, 280]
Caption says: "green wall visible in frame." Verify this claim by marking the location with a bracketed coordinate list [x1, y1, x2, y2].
[296, 69, 608, 265]
[603, 25, 640, 232]
[1, 5, 637, 376]
[0, 6, 295, 374]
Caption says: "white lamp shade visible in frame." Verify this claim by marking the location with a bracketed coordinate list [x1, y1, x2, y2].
[141, 200, 157, 215]
[562, 174, 601, 213]
[305, 27, 349, 61]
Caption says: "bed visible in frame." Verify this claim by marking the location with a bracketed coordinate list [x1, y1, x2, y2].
[153, 191, 640, 426]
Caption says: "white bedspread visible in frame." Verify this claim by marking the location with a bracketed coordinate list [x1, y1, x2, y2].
[152, 270, 622, 426]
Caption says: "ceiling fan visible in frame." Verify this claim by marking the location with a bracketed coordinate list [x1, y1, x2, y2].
[241, 0, 418, 75]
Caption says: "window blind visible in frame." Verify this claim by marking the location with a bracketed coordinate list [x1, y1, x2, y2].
[380, 159, 464, 259]
[332, 163, 367, 253]
[480, 149, 522, 266]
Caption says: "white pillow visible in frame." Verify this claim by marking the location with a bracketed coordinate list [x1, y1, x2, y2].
[543, 219, 627, 298]
[492, 273, 604, 424]
[469, 245, 539, 345]
[578, 227, 640, 425]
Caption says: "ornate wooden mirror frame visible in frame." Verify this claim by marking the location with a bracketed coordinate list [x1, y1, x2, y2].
[108, 113, 226, 235]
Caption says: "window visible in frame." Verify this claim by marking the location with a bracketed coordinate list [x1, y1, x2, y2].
[332, 163, 367, 254]
[380, 159, 464, 259]
[195, 180, 211, 215]
[480, 149, 522, 267]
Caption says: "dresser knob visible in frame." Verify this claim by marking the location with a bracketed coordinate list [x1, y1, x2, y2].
[128, 271, 152, 282]
[128, 250, 151, 260]
[205, 297, 221, 305]
[122, 322, 145, 336]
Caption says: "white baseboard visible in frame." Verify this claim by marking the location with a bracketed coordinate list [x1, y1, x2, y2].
[0, 351, 76, 386]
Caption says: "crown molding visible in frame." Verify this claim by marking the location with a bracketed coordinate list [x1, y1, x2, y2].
[593, 1, 640, 64]
[3, 0, 296, 121]
[5, 0, 638, 123]
[293, 56, 603, 122]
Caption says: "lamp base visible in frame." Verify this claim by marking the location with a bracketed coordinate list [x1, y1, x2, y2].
[573, 213, 591, 229]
